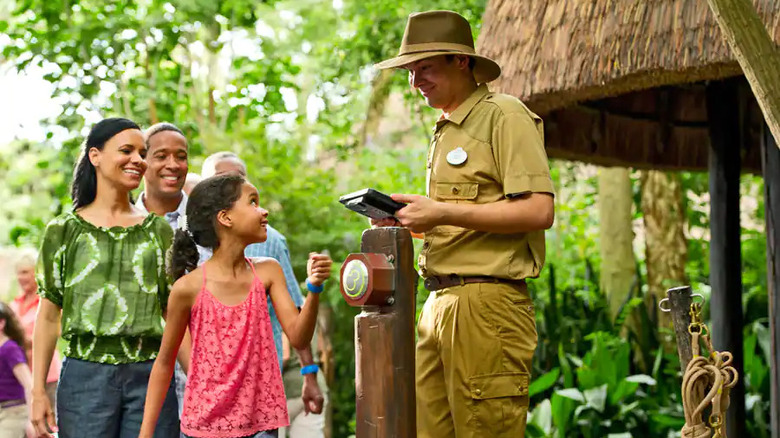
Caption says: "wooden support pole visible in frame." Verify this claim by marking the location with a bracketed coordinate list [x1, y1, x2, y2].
[762, 123, 780, 438]
[706, 79, 746, 438]
[353, 227, 417, 438]
[666, 286, 694, 372]
[705, 0, 780, 147]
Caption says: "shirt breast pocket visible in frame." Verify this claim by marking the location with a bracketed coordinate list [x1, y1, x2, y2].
[435, 182, 479, 203]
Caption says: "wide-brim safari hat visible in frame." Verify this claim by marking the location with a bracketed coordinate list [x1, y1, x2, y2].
[375, 10, 501, 84]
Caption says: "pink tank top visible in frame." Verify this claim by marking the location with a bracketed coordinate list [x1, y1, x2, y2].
[180, 260, 288, 438]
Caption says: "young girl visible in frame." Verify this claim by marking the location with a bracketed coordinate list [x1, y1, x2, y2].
[0, 302, 34, 438]
[139, 174, 332, 438]
[31, 118, 180, 438]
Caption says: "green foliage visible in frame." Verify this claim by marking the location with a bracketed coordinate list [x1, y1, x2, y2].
[526, 260, 684, 438]
[0, 140, 73, 246]
[526, 259, 772, 437]
[0, 0, 773, 436]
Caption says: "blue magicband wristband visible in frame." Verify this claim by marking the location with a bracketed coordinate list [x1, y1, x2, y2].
[306, 279, 324, 294]
[300, 364, 319, 375]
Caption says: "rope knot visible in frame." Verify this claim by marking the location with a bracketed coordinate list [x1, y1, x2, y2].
[682, 423, 712, 438]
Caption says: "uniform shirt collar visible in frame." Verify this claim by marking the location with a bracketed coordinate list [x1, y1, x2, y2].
[437, 83, 491, 128]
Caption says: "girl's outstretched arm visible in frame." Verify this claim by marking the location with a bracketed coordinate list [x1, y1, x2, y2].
[260, 253, 331, 349]
[139, 275, 197, 438]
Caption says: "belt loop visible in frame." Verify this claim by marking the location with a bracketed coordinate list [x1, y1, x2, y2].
[459, 276, 465, 286]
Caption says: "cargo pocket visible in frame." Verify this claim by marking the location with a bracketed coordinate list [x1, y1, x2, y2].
[468, 372, 530, 436]
[433, 182, 479, 234]
[435, 182, 478, 202]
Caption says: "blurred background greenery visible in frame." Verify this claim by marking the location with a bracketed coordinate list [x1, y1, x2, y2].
[0, 1, 771, 436]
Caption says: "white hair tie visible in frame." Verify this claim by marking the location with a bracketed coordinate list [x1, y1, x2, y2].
[178, 215, 189, 232]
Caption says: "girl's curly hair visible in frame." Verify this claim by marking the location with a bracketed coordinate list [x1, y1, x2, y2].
[168, 173, 245, 280]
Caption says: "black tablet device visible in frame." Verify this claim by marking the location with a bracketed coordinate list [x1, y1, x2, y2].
[339, 188, 406, 219]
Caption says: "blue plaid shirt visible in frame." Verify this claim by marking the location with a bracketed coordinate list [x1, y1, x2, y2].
[243, 227, 305, 370]
[198, 226, 303, 371]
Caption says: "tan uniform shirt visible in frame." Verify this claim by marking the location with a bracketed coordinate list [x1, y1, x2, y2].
[419, 84, 554, 280]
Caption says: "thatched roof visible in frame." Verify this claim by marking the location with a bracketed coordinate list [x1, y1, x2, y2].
[476, 0, 776, 172]
[478, 0, 780, 113]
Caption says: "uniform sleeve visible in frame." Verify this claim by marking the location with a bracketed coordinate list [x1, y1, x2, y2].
[155, 218, 175, 312]
[36, 219, 66, 307]
[273, 236, 305, 307]
[492, 111, 555, 197]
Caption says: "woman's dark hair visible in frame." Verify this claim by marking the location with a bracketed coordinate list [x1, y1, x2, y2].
[0, 302, 27, 349]
[144, 122, 186, 149]
[168, 174, 245, 279]
[71, 117, 141, 209]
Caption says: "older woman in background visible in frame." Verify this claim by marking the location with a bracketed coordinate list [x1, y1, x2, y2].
[9, 249, 61, 411]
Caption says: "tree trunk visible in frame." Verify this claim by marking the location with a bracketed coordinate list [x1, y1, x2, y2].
[360, 69, 394, 149]
[598, 167, 637, 320]
[143, 39, 159, 125]
[706, 0, 780, 147]
[640, 170, 688, 346]
[295, 72, 315, 156]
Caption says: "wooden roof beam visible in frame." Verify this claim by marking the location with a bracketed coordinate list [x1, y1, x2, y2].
[578, 102, 709, 128]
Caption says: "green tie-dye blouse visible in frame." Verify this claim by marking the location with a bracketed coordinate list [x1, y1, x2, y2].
[36, 211, 173, 364]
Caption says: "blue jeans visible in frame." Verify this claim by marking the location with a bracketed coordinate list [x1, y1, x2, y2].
[184, 431, 277, 438]
[57, 357, 180, 438]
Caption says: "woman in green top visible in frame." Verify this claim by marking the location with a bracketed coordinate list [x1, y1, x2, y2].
[30, 118, 180, 438]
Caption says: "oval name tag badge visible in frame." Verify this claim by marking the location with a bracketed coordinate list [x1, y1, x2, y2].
[446, 147, 468, 166]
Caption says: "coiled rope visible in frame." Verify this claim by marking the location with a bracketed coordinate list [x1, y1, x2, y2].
[680, 301, 738, 438]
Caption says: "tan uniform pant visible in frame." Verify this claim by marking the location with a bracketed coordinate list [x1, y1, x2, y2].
[416, 282, 536, 438]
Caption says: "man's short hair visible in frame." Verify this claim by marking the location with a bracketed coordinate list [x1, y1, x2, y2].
[14, 248, 37, 270]
[201, 151, 247, 178]
[144, 123, 186, 149]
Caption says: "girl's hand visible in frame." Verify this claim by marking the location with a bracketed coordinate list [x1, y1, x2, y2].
[306, 252, 332, 286]
[30, 391, 55, 437]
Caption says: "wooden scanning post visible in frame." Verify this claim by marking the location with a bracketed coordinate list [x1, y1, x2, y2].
[762, 123, 780, 438]
[706, 78, 746, 438]
[664, 286, 694, 372]
[339, 227, 417, 438]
